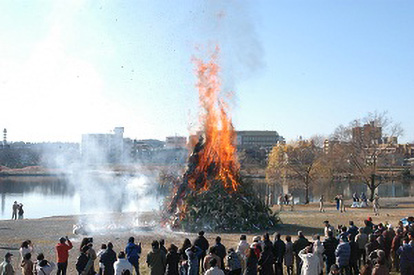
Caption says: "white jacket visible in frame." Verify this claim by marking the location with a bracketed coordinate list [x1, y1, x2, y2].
[205, 266, 225, 275]
[36, 262, 55, 275]
[236, 240, 250, 259]
[313, 240, 325, 270]
[299, 249, 321, 275]
[114, 258, 133, 275]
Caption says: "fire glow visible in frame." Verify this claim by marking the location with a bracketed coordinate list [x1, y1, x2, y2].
[189, 47, 240, 192]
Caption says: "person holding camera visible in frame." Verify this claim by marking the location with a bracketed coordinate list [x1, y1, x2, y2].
[56, 236, 73, 275]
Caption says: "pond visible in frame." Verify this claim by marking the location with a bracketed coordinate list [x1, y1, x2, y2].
[0, 174, 162, 220]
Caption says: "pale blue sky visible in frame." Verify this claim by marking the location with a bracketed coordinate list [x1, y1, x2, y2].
[0, 1, 413, 143]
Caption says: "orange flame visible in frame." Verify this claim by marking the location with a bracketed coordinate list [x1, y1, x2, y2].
[188, 47, 240, 192]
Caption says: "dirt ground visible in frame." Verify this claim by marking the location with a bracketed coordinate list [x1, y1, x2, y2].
[0, 197, 412, 274]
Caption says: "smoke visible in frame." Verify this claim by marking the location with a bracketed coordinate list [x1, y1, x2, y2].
[191, 0, 264, 93]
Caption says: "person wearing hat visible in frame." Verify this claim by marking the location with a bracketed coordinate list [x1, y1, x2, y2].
[55, 236, 73, 275]
[0, 252, 14, 274]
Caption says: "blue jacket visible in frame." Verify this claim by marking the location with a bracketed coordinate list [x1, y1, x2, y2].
[335, 242, 351, 267]
[125, 242, 142, 263]
[397, 243, 414, 270]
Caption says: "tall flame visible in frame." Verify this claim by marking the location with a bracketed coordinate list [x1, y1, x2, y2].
[188, 47, 240, 192]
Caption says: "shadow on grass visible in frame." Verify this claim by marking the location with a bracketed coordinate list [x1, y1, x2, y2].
[275, 223, 323, 237]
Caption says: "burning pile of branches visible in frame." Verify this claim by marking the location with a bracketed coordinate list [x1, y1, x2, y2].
[164, 48, 279, 232]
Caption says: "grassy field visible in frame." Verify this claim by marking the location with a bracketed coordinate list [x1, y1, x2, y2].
[0, 197, 412, 274]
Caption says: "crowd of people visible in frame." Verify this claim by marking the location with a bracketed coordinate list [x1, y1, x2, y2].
[1, 216, 414, 275]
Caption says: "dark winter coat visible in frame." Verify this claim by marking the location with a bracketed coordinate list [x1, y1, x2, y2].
[125, 242, 141, 265]
[76, 253, 89, 273]
[100, 247, 117, 275]
[146, 248, 166, 275]
[194, 236, 209, 256]
[349, 241, 359, 264]
[365, 240, 380, 260]
[273, 239, 286, 264]
[165, 251, 180, 275]
[245, 254, 258, 275]
[335, 242, 351, 268]
[323, 237, 339, 263]
[258, 248, 274, 275]
[293, 236, 310, 255]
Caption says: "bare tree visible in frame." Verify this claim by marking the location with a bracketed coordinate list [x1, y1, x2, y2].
[330, 111, 404, 201]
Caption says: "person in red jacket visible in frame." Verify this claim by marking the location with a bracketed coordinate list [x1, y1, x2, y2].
[55, 236, 73, 275]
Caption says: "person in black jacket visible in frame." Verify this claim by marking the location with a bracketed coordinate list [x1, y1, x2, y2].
[293, 231, 310, 275]
[165, 244, 180, 275]
[258, 244, 275, 275]
[194, 231, 209, 272]
[100, 242, 117, 275]
[213, 236, 226, 270]
[273, 232, 286, 275]
[349, 238, 359, 275]
[76, 246, 90, 275]
[323, 231, 339, 275]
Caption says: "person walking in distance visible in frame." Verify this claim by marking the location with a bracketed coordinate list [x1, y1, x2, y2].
[319, 195, 325, 213]
[56, 236, 73, 275]
[373, 194, 380, 216]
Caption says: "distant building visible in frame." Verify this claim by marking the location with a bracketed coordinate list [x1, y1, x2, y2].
[166, 136, 187, 149]
[81, 127, 124, 164]
[352, 121, 383, 145]
[236, 131, 284, 150]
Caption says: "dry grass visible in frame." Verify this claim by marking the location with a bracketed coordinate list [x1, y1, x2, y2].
[0, 197, 412, 274]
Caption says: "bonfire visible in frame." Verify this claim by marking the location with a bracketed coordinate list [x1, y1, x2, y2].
[165, 48, 279, 232]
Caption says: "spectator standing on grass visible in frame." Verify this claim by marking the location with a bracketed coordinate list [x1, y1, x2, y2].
[335, 237, 351, 275]
[185, 245, 202, 275]
[194, 231, 209, 272]
[21, 252, 33, 275]
[33, 253, 45, 275]
[147, 240, 167, 275]
[323, 231, 339, 275]
[0, 252, 14, 275]
[76, 246, 90, 275]
[12, 201, 18, 220]
[213, 236, 226, 270]
[114, 251, 133, 275]
[339, 195, 346, 213]
[365, 234, 380, 262]
[397, 234, 414, 275]
[313, 235, 324, 275]
[349, 236, 359, 275]
[347, 221, 359, 241]
[227, 248, 242, 275]
[160, 239, 167, 255]
[100, 242, 117, 275]
[273, 232, 286, 275]
[86, 242, 97, 275]
[204, 247, 221, 271]
[355, 228, 368, 267]
[205, 258, 224, 275]
[37, 259, 55, 275]
[20, 240, 34, 259]
[236, 235, 249, 273]
[284, 236, 294, 275]
[293, 231, 310, 275]
[324, 221, 335, 238]
[97, 243, 107, 275]
[334, 195, 340, 211]
[298, 246, 320, 275]
[244, 248, 258, 275]
[258, 243, 274, 275]
[125, 237, 141, 275]
[178, 238, 191, 275]
[55, 236, 73, 275]
[165, 244, 180, 275]
[391, 231, 402, 272]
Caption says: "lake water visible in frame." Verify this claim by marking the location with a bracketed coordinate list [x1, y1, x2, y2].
[0, 174, 162, 220]
[0, 175, 413, 220]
